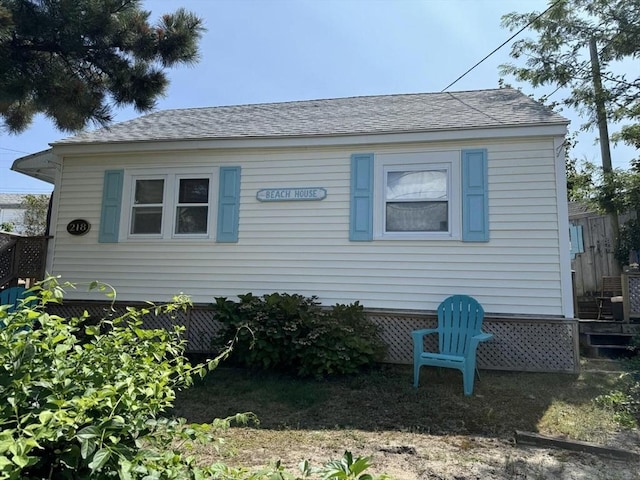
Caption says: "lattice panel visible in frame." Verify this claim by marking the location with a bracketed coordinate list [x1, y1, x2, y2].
[46, 303, 127, 320]
[479, 320, 577, 372]
[368, 312, 578, 373]
[45, 303, 579, 373]
[629, 276, 640, 314]
[16, 238, 46, 278]
[0, 245, 14, 280]
[368, 313, 436, 364]
[186, 308, 224, 353]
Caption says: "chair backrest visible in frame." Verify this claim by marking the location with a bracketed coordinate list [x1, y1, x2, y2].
[601, 276, 622, 297]
[437, 294, 485, 356]
[0, 286, 28, 313]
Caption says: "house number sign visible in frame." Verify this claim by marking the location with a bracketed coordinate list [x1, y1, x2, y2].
[67, 219, 91, 236]
[256, 187, 327, 202]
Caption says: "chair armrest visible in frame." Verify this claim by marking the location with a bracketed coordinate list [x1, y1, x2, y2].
[472, 332, 493, 343]
[411, 328, 438, 341]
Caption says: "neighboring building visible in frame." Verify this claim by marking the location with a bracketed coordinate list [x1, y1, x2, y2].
[0, 193, 50, 234]
[12, 88, 577, 372]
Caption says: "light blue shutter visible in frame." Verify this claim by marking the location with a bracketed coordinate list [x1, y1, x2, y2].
[99, 170, 124, 243]
[350, 153, 374, 241]
[569, 224, 584, 259]
[462, 149, 489, 242]
[217, 166, 241, 243]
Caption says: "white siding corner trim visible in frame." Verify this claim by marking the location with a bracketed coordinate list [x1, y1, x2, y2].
[554, 136, 574, 318]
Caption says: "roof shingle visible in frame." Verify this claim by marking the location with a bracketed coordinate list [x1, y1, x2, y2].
[56, 88, 568, 145]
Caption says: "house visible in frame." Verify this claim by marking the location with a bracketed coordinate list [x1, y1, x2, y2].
[0, 194, 26, 232]
[0, 193, 51, 234]
[12, 88, 577, 372]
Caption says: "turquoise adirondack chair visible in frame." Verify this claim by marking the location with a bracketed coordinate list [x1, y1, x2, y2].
[0, 286, 34, 329]
[412, 294, 493, 396]
[0, 286, 28, 313]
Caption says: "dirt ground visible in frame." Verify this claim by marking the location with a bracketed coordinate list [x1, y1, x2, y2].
[176, 363, 640, 479]
[213, 428, 640, 479]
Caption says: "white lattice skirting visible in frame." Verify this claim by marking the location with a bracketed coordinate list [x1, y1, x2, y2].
[45, 303, 579, 374]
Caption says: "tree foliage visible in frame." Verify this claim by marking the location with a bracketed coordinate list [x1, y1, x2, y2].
[500, 0, 640, 149]
[20, 193, 48, 236]
[0, 0, 204, 133]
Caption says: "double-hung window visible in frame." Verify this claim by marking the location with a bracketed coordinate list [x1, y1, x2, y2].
[175, 177, 210, 234]
[131, 178, 165, 235]
[125, 170, 214, 239]
[375, 152, 460, 240]
[385, 168, 449, 233]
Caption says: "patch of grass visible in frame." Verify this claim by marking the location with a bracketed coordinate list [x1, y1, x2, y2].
[173, 358, 638, 478]
[176, 359, 636, 442]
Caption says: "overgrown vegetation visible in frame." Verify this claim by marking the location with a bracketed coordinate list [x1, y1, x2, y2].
[20, 194, 49, 236]
[212, 293, 387, 378]
[595, 337, 640, 427]
[0, 280, 387, 479]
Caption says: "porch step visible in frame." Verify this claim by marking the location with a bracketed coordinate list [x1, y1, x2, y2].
[579, 331, 638, 359]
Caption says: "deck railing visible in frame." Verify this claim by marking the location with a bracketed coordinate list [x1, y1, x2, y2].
[0, 232, 50, 288]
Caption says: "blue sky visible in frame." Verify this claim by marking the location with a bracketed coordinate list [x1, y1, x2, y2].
[0, 0, 636, 194]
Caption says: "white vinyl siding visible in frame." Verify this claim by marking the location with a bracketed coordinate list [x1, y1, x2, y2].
[50, 137, 564, 316]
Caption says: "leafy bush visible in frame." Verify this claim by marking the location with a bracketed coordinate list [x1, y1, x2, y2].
[212, 293, 387, 378]
[594, 336, 640, 428]
[0, 280, 388, 479]
[0, 278, 242, 479]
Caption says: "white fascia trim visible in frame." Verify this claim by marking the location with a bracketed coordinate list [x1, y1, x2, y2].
[52, 124, 569, 156]
[554, 135, 574, 319]
[11, 149, 58, 184]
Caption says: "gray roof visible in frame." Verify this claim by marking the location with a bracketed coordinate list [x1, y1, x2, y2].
[568, 201, 595, 218]
[0, 193, 50, 207]
[55, 88, 568, 146]
[0, 193, 28, 206]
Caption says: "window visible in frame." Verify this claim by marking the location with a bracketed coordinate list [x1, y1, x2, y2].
[374, 152, 460, 240]
[385, 169, 448, 232]
[131, 179, 164, 234]
[125, 170, 214, 239]
[175, 178, 210, 234]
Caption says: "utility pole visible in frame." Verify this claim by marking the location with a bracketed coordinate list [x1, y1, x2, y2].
[590, 36, 619, 241]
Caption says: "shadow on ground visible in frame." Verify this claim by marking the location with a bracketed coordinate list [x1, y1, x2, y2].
[173, 361, 621, 438]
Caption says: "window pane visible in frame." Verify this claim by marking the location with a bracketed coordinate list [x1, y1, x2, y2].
[135, 179, 164, 204]
[386, 170, 447, 201]
[176, 206, 208, 234]
[386, 202, 448, 232]
[179, 178, 209, 204]
[131, 206, 163, 234]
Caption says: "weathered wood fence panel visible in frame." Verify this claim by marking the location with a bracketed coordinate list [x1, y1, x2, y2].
[570, 211, 620, 297]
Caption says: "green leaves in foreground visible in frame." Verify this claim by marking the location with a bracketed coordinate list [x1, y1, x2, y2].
[0, 278, 386, 479]
[0, 277, 240, 479]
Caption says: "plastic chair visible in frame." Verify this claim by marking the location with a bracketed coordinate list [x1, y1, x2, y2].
[0, 286, 28, 313]
[412, 294, 493, 396]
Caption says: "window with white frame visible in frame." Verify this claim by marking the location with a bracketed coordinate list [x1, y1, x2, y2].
[385, 168, 449, 232]
[126, 170, 214, 239]
[375, 152, 460, 239]
[175, 177, 210, 234]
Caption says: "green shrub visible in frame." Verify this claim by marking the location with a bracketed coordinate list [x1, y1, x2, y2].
[212, 292, 387, 378]
[0, 280, 387, 479]
[0, 278, 243, 479]
[594, 336, 640, 428]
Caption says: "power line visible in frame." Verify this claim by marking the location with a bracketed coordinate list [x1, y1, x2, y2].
[0, 146, 30, 154]
[441, 0, 564, 92]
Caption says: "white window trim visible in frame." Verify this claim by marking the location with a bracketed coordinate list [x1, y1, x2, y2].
[120, 167, 217, 241]
[374, 151, 461, 240]
[172, 174, 213, 239]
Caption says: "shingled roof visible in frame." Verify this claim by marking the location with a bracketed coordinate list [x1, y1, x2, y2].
[55, 88, 568, 145]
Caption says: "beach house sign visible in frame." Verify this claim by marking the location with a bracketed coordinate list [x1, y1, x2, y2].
[256, 187, 327, 202]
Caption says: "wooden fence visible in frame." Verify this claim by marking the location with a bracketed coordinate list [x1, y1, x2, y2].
[570, 207, 620, 297]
